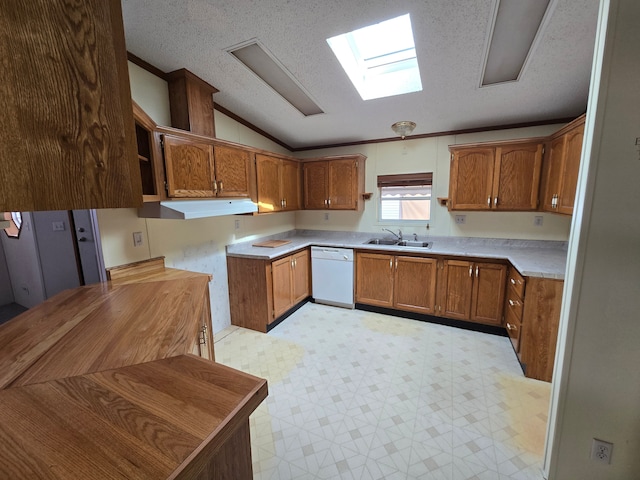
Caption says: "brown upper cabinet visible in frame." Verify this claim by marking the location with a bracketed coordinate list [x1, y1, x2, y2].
[448, 141, 544, 211]
[160, 128, 253, 199]
[255, 154, 301, 213]
[302, 155, 366, 211]
[0, 0, 142, 212]
[167, 68, 218, 138]
[540, 115, 585, 215]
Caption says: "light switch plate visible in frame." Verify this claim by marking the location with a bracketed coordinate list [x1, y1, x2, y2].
[52, 221, 65, 231]
[133, 231, 143, 247]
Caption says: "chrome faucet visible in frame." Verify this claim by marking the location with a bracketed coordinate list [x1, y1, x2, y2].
[382, 228, 403, 241]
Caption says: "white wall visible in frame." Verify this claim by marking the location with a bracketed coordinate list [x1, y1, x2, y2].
[295, 125, 572, 240]
[0, 213, 45, 308]
[0, 239, 13, 305]
[127, 61, 171, 126]
[546, 1, 640, 478]
[31, 211, 81, 298]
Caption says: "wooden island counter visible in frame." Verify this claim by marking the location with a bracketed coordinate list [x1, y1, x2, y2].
[0, 258, 267, 479]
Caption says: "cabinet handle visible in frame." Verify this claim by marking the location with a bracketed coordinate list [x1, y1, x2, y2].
[218, 181, 224, 192]
[506, 323, 516, 331]
[390, 259, 393, 270]
[324, 199, 327, 206]
[294, 258, 297, 267]
[213, 179, 218, 193]
[281, 199, 284, 208]
[494, 197, 498, 206]
[510, 278, 516, 285]
[469, 265, 473, 277]
[475, 266, 479, 277]
[509, 299, 520, 307]
[327, 198, 331, 206]
[487, 197, 491, 207]
[395, 258, 398, 270]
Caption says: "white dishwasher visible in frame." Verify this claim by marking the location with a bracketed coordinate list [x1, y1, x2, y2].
[311, 246, 354, 309]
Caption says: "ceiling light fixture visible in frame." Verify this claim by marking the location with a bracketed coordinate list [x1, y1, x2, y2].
[391, 121, 416, 139]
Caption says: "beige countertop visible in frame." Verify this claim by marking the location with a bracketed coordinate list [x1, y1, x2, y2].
[226, 230, 568, 280]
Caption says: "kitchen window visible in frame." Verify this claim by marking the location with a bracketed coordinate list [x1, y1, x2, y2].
[378, 173, 432, 222]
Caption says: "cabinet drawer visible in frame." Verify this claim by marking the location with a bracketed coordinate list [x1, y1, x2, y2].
[507, 268, 526, 298]
[505, 285, 524, 320]
[505, 307, 522, 354]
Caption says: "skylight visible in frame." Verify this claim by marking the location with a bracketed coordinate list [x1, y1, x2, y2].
[327, 14, 422, 101]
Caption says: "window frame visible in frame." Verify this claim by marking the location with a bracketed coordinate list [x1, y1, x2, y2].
[377, 173, 432, 225]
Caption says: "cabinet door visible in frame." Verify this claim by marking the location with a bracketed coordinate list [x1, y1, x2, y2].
[470, 263, 507, 325]
[355, 252, 394, 307]
[394, 256, 438, 314]
[281, 159, 301, 211]
[0, 0, 142, 212]
[493, 143, 543, 210]
[303, 161, 328, 209]
[291, 249, 310, 304]
[441, 260, 474, 320]
[163, 134, 215, 197]
[329, 159, 358, 209]
[557, 124, 584, 215]
[542, 136, 566, 212]
[449, 148, 495, 210]
[271, 257, 293, 319]
[256, 154, 282, 212]
[213, 145, 252, 198]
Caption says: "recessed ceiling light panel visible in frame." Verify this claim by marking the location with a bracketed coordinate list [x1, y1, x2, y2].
[327, 14, 423, 101]
[228, 40, 323, 116]
[481, 0, 552, 86]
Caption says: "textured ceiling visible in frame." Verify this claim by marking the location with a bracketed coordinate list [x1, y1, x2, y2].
[121, 0, 599, 149]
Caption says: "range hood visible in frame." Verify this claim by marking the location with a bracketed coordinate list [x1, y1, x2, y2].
[138, 198, 257, 219]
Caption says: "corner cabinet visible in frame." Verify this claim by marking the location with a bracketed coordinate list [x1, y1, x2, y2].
[540, 115, 585, 215]
[438, 259, 507, 326]
[303, 155, 366, 211]
[448, 141, 544, 211]
[227, 249, 310, 333]
[256, 154, 301, 213]
[0, 0, 142, 212]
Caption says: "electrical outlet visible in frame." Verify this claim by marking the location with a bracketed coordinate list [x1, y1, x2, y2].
[234, 219, 240, 230]
[133, 231, 143, 247]
[455, 215, 466, 225]
[534, 215, 544, 227]
[591, 438, 613, 464]
[324, 212, 329, 221]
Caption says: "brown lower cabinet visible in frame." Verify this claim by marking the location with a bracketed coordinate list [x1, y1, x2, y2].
[355, 253, 438, 314]
[519, 277, 564, 382]
[436, 259, 507, 326]
[227, 249, 310, 332]
[356, 253, 506, 326]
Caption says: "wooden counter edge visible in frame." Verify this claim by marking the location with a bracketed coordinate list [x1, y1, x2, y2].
[168, 355, 269, 480]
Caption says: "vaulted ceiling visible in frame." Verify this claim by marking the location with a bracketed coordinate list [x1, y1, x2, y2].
[121, 0, 599, 150]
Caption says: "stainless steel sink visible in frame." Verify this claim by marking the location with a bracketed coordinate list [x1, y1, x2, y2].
[397, 240, 432, 248]
[364, 238, 432, 248]
[365, 238, 398, 245]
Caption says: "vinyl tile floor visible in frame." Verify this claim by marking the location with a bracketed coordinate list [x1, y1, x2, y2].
[215, 303, 550, 480]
